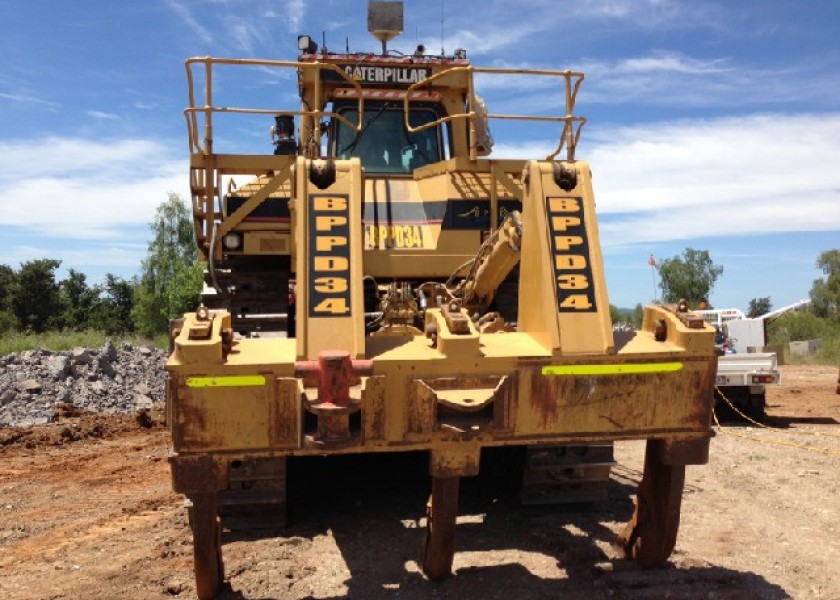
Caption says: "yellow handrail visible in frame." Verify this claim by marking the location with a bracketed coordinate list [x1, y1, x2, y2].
[185, 57, 588, 161]
[183, 57, 367, 155]
[403, 65, 586, 161]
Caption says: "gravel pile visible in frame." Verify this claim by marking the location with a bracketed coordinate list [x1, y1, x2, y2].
[0, 341, 167, 427]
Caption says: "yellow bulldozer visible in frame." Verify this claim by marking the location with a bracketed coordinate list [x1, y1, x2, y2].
[166, 3, 717, 597]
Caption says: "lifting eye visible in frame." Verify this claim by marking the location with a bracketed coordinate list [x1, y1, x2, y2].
[654, 319, 667, 342]
[309, 159, 336, 189]
[552, 162, 578, 191]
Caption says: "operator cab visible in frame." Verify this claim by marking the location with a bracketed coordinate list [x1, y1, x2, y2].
[329, 101, 447, 174]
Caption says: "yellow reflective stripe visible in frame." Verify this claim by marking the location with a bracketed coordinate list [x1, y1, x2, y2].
[541, 362, 684, 376]
[185, 375, 267, 388]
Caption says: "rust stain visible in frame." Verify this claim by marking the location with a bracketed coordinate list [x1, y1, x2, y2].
[409, 381, 436, 435]
[494, 374, 516, 431]
[364, 376, 387, 440]
[529, 370, 565, 429]
[169, 455, 226, 494]
[273, 378, 299, 446]
[173, 382, 206, 450]
[526, 358, 716, 435]
[687, 359, 716, 426]
[172, 382, 230, 452]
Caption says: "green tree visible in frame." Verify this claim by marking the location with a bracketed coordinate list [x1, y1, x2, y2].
[747, 296, 772, 318]
[132, 193, 203, 335]
[632, 303, 645, 328]
[0, 264, 16, 311]
[810, 249, 840, 319]
[610, 304, 644, 329]
[0, 264, 17, 332]
[60, 269, 101, 330]
[657, 248, 724, 306]
[12, 259, 64, 332]
[767, 311, 827, 344]
[90, 274, 136, 334]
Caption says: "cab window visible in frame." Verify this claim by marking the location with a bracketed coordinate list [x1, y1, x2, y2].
[333, 103, 442, 174]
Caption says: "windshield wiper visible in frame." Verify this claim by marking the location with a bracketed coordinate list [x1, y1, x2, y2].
[340, 102, 391, 155]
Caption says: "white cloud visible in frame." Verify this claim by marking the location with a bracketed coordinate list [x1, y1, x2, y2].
[87, 110, 119, 120]
[617, 53, 730, 75]
[159, 2, 304, 56]
[0, 138, 175, 180]
[595, 116, 840, 244]
[570, 0, 712, 27]
[5, 244, 145, 274]
[577, 54, 786, 107]
[491, 140, 563, 161]
[448, 23, 544, 56]
[491, 113, 840, 246]
[0, 91, 61, 108]
[588, 114, 840, 212]
[443, 0, 719, 59]
[286, 0, 305, 32]
[166, 0, 214, 44]
[325, 19, 351, 33]
[3, 112, 837, 289]
[579, 51, 835, 111]
[0, 137, 188, 239]
[227, 17, 268, 54]
[474, 50, 840, 114]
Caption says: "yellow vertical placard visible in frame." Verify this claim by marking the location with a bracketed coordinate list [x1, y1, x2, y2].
[294, 158, 366, 360]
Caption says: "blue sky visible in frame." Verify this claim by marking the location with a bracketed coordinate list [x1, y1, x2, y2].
[1, 0, 838, 311]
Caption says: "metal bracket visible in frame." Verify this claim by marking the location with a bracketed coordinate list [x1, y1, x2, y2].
[552, 162, 578, 191]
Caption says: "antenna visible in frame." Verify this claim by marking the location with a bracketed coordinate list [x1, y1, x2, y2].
[440, 0, 445, 55]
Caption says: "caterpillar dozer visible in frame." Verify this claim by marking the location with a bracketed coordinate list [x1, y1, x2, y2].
[166, 3, 717, 598]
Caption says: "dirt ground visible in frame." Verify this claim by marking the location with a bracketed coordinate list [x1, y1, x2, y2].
[1, 364, 838, 600]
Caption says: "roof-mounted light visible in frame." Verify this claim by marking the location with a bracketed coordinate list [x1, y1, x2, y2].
[454, 48, 467, 60]
[298, 35, 317, 54]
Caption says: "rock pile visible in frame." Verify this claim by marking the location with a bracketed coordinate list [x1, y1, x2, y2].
[0, 341, 167, 427]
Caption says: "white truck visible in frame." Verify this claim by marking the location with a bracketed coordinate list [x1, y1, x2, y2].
[695, 301, 809, 419]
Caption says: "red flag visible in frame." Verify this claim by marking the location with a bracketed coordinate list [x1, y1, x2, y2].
[648, 254, 656, 267]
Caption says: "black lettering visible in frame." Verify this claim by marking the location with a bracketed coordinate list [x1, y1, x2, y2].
[546, 197, 597, 313]
[309, 195, 352, 318]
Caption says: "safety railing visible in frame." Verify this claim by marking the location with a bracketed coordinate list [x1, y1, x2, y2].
[184, 57, 366, 155]
[404, 66, 586, 162]
[186, 57, 585, 163]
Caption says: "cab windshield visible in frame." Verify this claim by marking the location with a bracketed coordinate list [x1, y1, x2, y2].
[334, 103, 442, 174]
